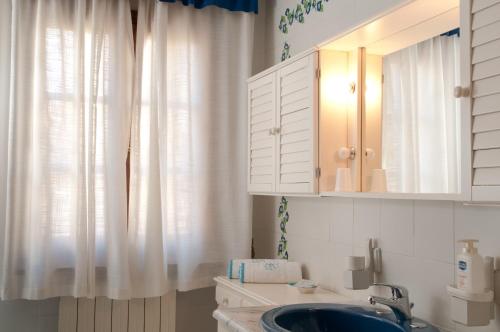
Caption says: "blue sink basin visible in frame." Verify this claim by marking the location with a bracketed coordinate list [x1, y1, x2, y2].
[260, 303, 440, 332]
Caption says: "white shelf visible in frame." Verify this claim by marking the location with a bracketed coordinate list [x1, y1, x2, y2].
[249, 191, 467, 201]
[447, 285, 494, 302]
[319, 191, 466, 201]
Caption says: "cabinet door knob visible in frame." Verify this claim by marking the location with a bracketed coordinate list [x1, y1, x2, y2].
[338, 147, 356, 160]
[365, 148, 376, 161]
[268, 128, 280, 136]
[454, 86, 470, 98]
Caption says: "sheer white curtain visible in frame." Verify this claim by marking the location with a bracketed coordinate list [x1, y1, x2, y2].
[382, 34, 461, 193]
[128, 0, 253, 296]
[0, 0, 134, 299]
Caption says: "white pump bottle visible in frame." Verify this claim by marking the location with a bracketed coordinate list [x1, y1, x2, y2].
[456, 239, 486, 294]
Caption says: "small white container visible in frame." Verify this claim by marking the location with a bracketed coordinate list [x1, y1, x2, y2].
[335, 168, 353, 192]
[369, 169, 387, 192]
[343, 270, 370, 290]
[345, 256, 365, 271]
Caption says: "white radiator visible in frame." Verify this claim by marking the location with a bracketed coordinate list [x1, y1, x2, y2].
[58, 293, 176, 332]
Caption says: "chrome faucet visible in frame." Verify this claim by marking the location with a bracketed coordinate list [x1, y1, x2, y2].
[368, 283, 414, 323]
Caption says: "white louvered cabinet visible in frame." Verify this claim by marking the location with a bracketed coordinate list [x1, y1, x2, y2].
[248, 72, 277, 193]
[276, 53, 319, 194]
[247, 52, 319, 195]
[462, 0, 500, 201]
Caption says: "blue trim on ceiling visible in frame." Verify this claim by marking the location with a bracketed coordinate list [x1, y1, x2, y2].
[158, 0, 258, 13]
[441, 28, 460, 37]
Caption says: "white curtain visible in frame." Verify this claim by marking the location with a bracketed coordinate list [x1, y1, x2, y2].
[382, 34, 461, 193]
[128, 0, 253, 296]
[0, 0, 134, 299]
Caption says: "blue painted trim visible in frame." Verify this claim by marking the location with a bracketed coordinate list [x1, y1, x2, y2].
[239, 263, 245, 283]
[227, 260, 233, 278]
[158, 0, 258, 13]
[441, 28, 460, 37]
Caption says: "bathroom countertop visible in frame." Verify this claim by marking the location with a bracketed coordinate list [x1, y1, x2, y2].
[213, 277, 362, 332]
[214, 276, 352, 305]
[213, 305, 275, 332]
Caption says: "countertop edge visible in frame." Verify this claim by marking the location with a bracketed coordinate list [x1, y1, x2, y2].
[213, 306, 275, 332]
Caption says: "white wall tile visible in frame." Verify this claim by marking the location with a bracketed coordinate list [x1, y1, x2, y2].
[329, 243, 358, 298]
[353, 199, 381, 246]
[287, 233, 332, 285]
[252, 195, 500, 332]
[409, 259, 455, 331]
[454, 203, 500, 259]
[414, 200, 455, 263]
[330, 198, 354, 245]
[287, 197, 333, 242]
[253, 0, 500, 330]
[378, 253, 455, 331]
[252, 195, 281, 258]
[380, 200, 414, 256]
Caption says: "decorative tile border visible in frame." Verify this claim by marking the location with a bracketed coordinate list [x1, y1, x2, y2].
[279, 0, 331, 62]
[276, 1, 332, 257]
[281, 42, 291, 62]
[277, 196, 289, 259]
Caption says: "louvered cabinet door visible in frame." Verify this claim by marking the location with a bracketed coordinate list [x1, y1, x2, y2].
[276, 53, 319, 194]
[248, 73, 277, 193]
[467, 0, 500, 200]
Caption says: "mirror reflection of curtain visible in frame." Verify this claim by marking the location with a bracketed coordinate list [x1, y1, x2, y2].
[382, 34, 460, 193]
[128, 0, 254, 296]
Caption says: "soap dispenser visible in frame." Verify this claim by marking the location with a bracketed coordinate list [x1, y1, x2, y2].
[447, 239, 495, 326]
[456, 239, 485, 294]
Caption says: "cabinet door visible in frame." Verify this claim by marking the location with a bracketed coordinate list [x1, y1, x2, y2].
[248, 73, 277, 193]
[276, 53, 319, 194]
[465, 0, 500, 201]
[215, 286, 242, 308]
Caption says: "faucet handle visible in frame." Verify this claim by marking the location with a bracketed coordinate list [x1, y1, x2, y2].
[372, 283, 409, 299]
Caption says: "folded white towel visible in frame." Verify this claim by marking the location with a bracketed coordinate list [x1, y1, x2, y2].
[239, 261, 302, 284]
[227, 259, 287, 279]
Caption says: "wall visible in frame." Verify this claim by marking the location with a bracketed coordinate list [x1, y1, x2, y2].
[253, 1, 500, 332]
[176, 288, 217, 332]
[254, 196, 500, 332]
[265, 0, 410, 64]
[0, 298, 59, 332]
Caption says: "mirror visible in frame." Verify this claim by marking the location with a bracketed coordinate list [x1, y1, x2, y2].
[318, 0, 462, 196]
[363, 29, 461, 194]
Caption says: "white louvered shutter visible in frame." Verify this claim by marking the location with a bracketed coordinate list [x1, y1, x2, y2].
[276, 53, 319, 194]
[468, 0, 500, 200]
[248, 73, 277, 193]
